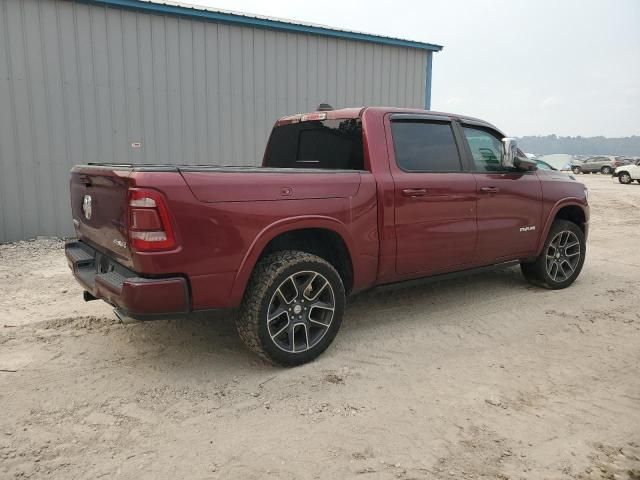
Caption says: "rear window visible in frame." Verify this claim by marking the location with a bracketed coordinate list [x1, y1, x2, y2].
[391, 121, 462, 172]
[264, 119, 364, 170]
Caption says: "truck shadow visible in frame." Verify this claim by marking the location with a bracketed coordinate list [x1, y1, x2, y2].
[117, 265, 533, 372]
[347, 266, 536, 328]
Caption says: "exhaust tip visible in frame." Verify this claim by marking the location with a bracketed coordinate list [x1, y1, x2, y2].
[113, 309, 141, 325]
[83, 291, 98, 302]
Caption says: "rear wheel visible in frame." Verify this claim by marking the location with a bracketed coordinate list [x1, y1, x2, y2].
[236, 251, 345, 366]
[619, 172, 632, 184]
[521, 220, 585, 289]
[601, 166, 612, 174]
[571, 166, 582, 174]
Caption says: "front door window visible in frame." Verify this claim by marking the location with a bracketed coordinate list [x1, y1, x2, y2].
[462, 127, 505, 172]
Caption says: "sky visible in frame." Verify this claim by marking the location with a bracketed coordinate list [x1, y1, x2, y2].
[174, 0, 638, 137]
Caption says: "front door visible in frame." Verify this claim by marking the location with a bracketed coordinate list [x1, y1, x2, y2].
[389, 117, 478, 275]
[459, 125, 542, 264]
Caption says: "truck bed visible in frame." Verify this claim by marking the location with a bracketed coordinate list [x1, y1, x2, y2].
[69, 161, 379, 312]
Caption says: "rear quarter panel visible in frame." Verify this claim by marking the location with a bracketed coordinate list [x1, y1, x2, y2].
[129, 171, 379, 310]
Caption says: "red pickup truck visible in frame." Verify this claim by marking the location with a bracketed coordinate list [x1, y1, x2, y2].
[66, 107, 589, 365]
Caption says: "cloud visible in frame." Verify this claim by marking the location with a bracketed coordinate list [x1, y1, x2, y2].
[540, 97, 564, 109]
[443, 97, 466, 107]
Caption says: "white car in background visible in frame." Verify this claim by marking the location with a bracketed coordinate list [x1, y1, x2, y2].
[613, 159, 640, 184]
[536, 154, 574, 172]
[535, 158, 577, 180]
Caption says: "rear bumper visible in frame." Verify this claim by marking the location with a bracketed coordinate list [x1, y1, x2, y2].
[65, 241, 189, 320]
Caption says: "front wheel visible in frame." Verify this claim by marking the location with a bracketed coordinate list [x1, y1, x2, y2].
[571, 166, 582, 174]
[619, 172, 632, 184]
[601, 166, 612, 175]
[236, 251, 345, 366]
[521, 220, 585, 289]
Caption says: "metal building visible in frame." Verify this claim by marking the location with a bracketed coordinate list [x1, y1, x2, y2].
[0, 0, 443, 242]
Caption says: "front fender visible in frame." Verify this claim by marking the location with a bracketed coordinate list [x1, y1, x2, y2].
[535, 199, 589, 256]
[228, 216, 356, 306]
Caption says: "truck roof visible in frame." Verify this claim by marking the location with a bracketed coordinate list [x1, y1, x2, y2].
[276, 107, 504, 135]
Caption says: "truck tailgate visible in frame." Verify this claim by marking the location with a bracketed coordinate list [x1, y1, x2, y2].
[70, 166, 133, 264]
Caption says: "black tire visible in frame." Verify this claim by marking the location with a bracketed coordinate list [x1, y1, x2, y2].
[637, 179, 640, 184]
[521, 220, 586, 289]
[571, 166, 582, 174]
[236, 251, 345, 366]
[601, 166, 612, 175]
[619, 172, 632, 184]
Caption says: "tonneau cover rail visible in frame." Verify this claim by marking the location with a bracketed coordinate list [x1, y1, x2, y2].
[80, 163, 368, 174]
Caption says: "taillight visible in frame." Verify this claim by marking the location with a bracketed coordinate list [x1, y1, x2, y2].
[128, 189, 176, 251]
[130, 208, 162, 230]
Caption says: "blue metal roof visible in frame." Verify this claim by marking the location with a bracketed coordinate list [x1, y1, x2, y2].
[82, 0, 443, 52]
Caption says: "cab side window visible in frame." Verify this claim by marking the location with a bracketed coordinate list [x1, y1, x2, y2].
[462, 127, 504, 172]
[391, 121, 462, 172]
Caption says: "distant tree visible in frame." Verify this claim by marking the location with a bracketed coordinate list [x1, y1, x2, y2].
[517, 135, 640, 156]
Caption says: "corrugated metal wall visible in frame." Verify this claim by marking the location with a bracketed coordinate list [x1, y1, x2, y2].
[0, 0, 430, 242]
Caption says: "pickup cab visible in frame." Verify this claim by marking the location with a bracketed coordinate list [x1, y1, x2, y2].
[66, 107, 589, 365]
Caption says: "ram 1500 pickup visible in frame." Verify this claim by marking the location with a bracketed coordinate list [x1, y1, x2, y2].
[66, 107, 589, 365]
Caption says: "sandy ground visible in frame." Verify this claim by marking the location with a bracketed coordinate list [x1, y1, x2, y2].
[1, 174, 639, 479]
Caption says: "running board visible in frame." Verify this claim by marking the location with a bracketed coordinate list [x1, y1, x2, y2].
[370, 260, 521, 294]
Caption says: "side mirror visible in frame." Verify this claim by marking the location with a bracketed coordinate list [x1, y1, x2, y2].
[502, 137, 518, 169]
[502, 137, 537, 171]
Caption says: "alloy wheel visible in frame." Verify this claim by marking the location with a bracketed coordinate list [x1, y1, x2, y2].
[545, 230, 581, 282]
[266, 271, 335, 353]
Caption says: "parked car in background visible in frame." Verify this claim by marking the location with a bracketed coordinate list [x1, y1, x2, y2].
[536, 154, 573, 171]
[613, 159, 640, 184]
[617, 156, 640, 166]
[535, 159, 554, 170]
[571, 156, 621, 175]
[535, 159, 577, 180]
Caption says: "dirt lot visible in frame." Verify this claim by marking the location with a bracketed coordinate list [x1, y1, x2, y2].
[1, 174, 639, 479]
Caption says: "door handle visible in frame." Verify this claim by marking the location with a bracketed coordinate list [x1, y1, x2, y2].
[480, 186, 500, 194]
[401, 188, 429, 197]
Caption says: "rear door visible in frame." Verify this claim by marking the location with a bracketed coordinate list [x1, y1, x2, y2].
[387, 115, 478, 275]
[584, 157, 604, 172]
[458, 123, 542, 264]
[581, 158, 594, 172]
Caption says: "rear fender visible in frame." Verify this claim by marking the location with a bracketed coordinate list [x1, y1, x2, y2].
[228, 216, 356, 305]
